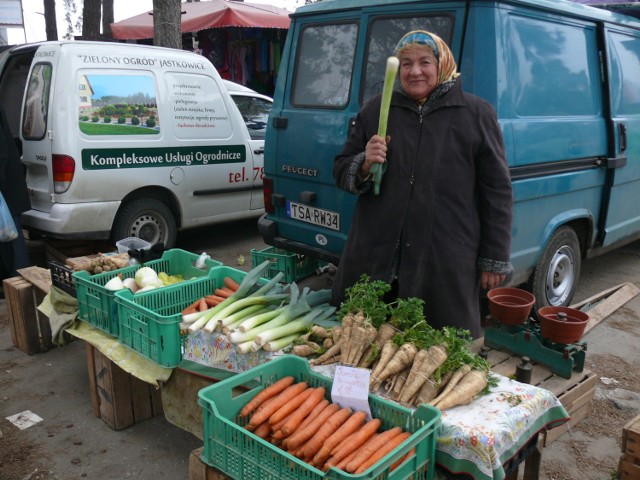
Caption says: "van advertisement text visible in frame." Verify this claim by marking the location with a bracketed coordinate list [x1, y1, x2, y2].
[77, 55, 207, 70]
[81, 146, 245, 170]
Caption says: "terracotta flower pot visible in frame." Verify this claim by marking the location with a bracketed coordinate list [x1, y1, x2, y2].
[487, 287, 535, 325]
[537, 306, 589, 344]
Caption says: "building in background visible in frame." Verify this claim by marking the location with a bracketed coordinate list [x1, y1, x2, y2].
[0, 0, 24, 46]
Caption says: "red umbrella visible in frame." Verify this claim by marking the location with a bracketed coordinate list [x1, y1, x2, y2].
[111, 0, 291, 40]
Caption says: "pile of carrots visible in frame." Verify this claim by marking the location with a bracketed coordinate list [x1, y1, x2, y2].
[180, 276, 240, 315]
[238, 376, 415, 474]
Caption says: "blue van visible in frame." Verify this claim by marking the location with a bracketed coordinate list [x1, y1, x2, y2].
[258, 0, 640, 309]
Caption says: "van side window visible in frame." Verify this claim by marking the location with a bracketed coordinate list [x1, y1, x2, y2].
[78, 73, 160, 135]
[292, 23, 358, 108]
[231, 95, 272, 140]
[22, 63, 52, 140]
[363, 16, 453, 102]
[167, 72, 233, 140]
[507, 15, 600, 117]
[608, 31, 640, 116]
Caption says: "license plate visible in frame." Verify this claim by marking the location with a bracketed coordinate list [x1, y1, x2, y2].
[287, 202, 340, 231]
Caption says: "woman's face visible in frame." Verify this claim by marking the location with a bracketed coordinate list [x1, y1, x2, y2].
[398, 46, 438, 101]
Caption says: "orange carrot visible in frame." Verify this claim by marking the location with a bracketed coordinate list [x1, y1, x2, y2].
[198, 297, 208, 312]
[280, 387, 326, 436]
[329, 418, 381, 462]
[205, 295, 225, 307]
[268, 387, 314, 426]
[330, 434, 380, 472]
[312, 410, 367, 466]
[271, 410, 295, 434]
[247, 382, 308, 430]
[221, 287, 235, 296]
[181, 299, 201, 315]
[224, 276, 241, 291]
[283, 403, 340, 451]
[252, 421, 272, 440]
[214, 288, 232, 298]
[345, 427, 403, 473]
[301, 407, 353, 460]
[296, 398, 329, 432]
[238, 376, 295, 418]
[390, 447, 415, 472]
[354, 431, 411, 474]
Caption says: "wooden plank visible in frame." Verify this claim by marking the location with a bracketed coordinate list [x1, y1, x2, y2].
[108, 355, 135, 430]
[4, 278, 41, 355]
[85, 343, 101, 418]
[536, 370, 596, 400]
[623, 414, 640, 458]
[620, 459, 640, 480]
[17, 266, 52, 294]
[546, 400, 591, 444]
[582, 283, 640, 334]
[570, 282, 628, 310]
[130, 376, 154, 423]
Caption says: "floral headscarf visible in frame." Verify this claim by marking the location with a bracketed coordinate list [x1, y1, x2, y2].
[395, 30, 459, 85]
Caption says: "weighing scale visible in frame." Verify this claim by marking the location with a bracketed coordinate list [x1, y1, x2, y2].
[483, 316, 587, 379]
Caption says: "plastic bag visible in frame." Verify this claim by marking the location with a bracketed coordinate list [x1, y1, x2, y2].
[0, 191, 18, 242]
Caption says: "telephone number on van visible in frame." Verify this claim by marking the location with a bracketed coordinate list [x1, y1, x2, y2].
[287, 201, 340, 231]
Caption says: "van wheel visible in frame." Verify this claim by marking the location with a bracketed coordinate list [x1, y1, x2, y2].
[529, 226, 581, 309]
[112, 198, 177, 248]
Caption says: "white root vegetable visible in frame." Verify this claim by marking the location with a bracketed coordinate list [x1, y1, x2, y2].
[370, 343, 417, 391]
[433, 369, 488, 411]
[398, 344, 448, 406]
[430, 364, 473, 407]
[369, 340, 399, 389]
[358, 322, 397, 368]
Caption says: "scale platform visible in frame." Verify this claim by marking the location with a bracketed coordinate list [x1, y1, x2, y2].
[484, 317, 587, 379]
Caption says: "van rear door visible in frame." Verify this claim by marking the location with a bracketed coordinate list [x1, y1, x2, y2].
[263, 3, 466, 262]
[21, 44, 60, 215]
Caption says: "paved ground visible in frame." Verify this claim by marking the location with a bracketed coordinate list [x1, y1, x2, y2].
[1, 219, 639, 479]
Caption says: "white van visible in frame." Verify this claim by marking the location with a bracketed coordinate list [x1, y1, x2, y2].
[0, 41, 272, 248]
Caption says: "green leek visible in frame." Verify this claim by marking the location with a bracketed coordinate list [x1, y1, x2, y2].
[372, 56, 399, 195]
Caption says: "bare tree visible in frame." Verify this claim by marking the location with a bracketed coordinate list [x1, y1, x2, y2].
[44, 0, 58, 40]
[82, 0, 101, 40]
[153, 0, 182, 49]
[62, 0, 77, 40]
[102, 0, 114, 39]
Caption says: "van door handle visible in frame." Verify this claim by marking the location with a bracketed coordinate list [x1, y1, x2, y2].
[618, 123, 627, 153]
[254, 147, 264, 155]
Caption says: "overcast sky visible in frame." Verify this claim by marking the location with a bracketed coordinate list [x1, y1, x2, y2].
[7, 0, 302, 44]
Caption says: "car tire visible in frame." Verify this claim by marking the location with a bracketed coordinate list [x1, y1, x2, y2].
[529, 225, 581, 309]
[111, 197, 177, 248]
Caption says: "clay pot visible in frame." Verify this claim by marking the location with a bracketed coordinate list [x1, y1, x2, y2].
[537, 306, 589, 344]
[487, 287, 535, 325]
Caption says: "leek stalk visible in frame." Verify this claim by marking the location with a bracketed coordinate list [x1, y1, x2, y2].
[372, 56, 399, 195]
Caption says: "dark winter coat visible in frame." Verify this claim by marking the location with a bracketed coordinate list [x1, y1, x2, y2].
[332, 79, 513, 338]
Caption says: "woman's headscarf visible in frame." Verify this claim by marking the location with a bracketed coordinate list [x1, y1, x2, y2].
[394, 30, 459, 86]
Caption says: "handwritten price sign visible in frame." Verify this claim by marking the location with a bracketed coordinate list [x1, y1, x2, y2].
[331, 365, 372, 420]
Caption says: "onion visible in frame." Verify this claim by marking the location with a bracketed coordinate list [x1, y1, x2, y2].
[135, 267, 161, 288]
[104, 275, 124, 291]
[122, 277, 139, 292]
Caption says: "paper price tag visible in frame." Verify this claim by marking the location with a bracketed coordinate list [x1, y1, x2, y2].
[331, 365, 372, 420]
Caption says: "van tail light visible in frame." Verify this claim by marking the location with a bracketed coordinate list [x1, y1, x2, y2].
[53, 154, 75, 193]
[263, 176, 274, 214]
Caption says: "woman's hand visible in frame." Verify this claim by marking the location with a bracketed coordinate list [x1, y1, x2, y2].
[481, 271, 506, 290]
[361, 135, 389, 177]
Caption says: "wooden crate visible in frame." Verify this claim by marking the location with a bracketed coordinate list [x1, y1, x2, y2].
[618, 414, 640, 480]
[189, 447, 230, 480]
[478, 344, 597, 445]
[85, 342, 163, 430]
[3, 276, 53, 354]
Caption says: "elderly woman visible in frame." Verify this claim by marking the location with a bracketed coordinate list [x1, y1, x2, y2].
[331, 30, 513, 338]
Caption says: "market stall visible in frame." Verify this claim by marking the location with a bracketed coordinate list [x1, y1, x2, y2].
[32, 246, 584, 480]
[110, 0, 291, 95]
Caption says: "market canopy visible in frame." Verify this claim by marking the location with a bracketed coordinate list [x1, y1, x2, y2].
[111, 0, 291, 41]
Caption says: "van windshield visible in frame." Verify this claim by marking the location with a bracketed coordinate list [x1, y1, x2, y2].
[291, 15, 453, 108]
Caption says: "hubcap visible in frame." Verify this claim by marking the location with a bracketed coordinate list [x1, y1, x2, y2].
[545, 246, 575, 306]
[129, 213, 166, 245]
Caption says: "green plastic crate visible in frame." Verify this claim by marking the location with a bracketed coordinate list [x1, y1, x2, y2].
[197, 355, 441, 480]
[250, 247, 319, 283]
[114, 265, 248, 368]
[73, 249, 222, 336]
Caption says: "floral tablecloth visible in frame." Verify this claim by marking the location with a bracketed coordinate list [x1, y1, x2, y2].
[434, 374, 569, 480]
[313, 364, 569, 480]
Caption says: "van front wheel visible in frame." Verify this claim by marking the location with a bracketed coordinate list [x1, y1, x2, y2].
[112, 198, 177, 248]
[529, 226, 581, 309]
